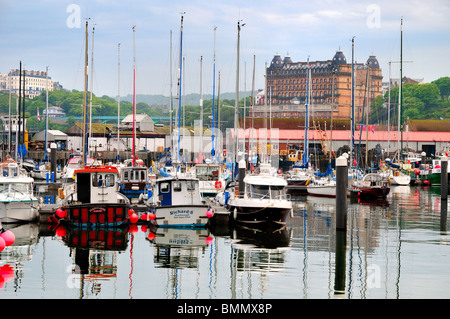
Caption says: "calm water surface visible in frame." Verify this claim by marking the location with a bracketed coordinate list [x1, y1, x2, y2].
[0, 186, 448, 299]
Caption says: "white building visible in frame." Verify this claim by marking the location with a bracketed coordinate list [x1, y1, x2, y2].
[0, 69, 54, 99]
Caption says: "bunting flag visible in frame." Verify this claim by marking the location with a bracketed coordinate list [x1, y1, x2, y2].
[37, 108, 40, 121]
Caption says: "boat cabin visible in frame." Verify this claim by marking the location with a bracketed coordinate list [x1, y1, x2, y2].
[154, 177, 203, 206]
[75, 166, 123, 204]
[244, 175, 287, 200]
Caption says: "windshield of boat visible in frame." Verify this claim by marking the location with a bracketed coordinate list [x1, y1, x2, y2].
[248, 184, 286, 199]
[0, 183, 31, 194]
[196, 165, 220, 181]
[123, 169, 147, 182]
[92, 173, 115, 187]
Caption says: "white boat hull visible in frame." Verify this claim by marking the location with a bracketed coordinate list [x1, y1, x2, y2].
[307, 185, 336, 197]
[0, 200, 39, 223]
[31, 170, 62, 180]
[153, 205, 210, 228]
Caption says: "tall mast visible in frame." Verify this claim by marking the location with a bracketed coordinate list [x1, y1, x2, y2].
[169, 30, 173, 156]
[233, 20, 242, 175]
[132, 25, 136, 167]
[89, 25, 95, 154]
[117, 43, 121, 162]
[303, 57, 311, 166]
[249, 54, 255, 162]
[387, 61, 391, 156]
[18, 61, 21, 160]
[82, 20, 89, 167]
[399, 17, 403, 158]
[351, 38, 355, 165]
[177, 15, 184, 164]
[44, 66, 49, 161]
[199, 55, 203, 156]
[211, 26, 217, 159]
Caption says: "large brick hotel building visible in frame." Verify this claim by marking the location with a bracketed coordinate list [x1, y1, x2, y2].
[251, 50, 383, 123]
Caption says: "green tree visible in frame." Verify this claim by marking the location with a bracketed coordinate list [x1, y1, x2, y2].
[432, 76, 450, 99]
[413, 83, 440, 108]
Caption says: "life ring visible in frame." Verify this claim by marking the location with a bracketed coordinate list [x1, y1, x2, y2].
[394, 171, 400, 177]
[305, 179, 310, 186]
[215, 181, 222, 189]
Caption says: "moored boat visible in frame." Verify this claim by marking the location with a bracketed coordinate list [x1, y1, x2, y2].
[227, 163, 293, 227]
[0, 158, 39, 223]
[351, 172, 390, 198]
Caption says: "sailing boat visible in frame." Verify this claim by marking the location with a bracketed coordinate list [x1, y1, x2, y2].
[226, 21, 292, 227]
[50, 21, 132, 228]
[351, 61, 390, 198]
[287, 59, 315, 194]
[31, 67, 62, 181]
[117, 26, 152, 204]
[148, 15, 214, 228]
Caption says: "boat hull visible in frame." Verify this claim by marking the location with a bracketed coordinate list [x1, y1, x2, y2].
[0, 200, 39, 223]
[60, 203, 131, 228]
[352, 186, 390, 198]
[152, 205, 211, 228]
[228, 199, 292, 226]
[307, 185, 336, 197]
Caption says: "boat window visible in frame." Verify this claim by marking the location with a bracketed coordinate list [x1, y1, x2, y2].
[0, 184, 8, 192]
[124, 171, 129, 180]
[140, 170, 146, 181]
[186, 180, 196, 191]
[92, 173, 100, 187]
[173, 182, 182, 192]
[270, 185, 286, 199]
[250, 184, 270, 199]
[104, 174, 115, 187]
[160, 182, 170, 193]
[196, 165, 220, 181]
[12, 183, 30, 194]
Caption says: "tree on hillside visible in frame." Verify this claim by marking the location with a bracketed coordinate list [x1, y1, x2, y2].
[432, 76, 450, 99]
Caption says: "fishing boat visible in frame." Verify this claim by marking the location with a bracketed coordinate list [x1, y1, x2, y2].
[194, 162, 225, 197]
[51, 163, 131, 228]
[48, 21, 132, 229]
[118, 160, 151, 203]
[351, 172, 390, 198]
[0, 157, 39, 223]
[148, 175, 213, 228]
[227, 163, 292, 226]
[145, 16, 214, 229]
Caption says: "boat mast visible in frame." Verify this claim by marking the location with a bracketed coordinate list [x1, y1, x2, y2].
[44, 66, 49, 161]
[199, 55, 203, 158]
[399, 17, 403, 159]
[117, 43, 121, 162]
[169, 30, 174, 156]
[249, 55, 255, 164]
[82, 20, 89, 167]
[387, 61, 391, 156]
[132, 25, 136, 167]
[302, 57, 311, 166]
[211, 26, 217, 160]
[177, 15, 184, 165]
[350, 36, 355, 168]
[89, 25, 95, 156]
[233, 20, 242, 177]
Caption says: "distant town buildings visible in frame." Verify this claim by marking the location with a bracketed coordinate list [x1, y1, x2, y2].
[251, 50, 383, 123]
[0, 69, 54, 99]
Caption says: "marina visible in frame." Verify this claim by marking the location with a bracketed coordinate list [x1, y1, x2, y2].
[0, 185, 448, 299]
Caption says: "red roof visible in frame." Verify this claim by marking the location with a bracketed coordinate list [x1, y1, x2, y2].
[237, 129, 450, 143]
[74, 165, 119, 174]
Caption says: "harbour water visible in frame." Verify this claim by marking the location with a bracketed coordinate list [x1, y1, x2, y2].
[0, 185, 448, 300]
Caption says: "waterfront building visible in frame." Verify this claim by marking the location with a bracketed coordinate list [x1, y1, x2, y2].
[251, 51, 383, 123]
[0, 69, 53, 99]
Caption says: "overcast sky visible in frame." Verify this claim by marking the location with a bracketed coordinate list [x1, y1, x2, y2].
[1, 0, 449, 99]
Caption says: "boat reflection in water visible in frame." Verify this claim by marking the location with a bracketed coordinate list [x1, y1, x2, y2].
[146, 226, 212, 269]
[60, 225, 129, 297]
[230, 225, 291, 273]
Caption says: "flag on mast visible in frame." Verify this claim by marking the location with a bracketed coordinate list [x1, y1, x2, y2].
[37, 108, 40, 121]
